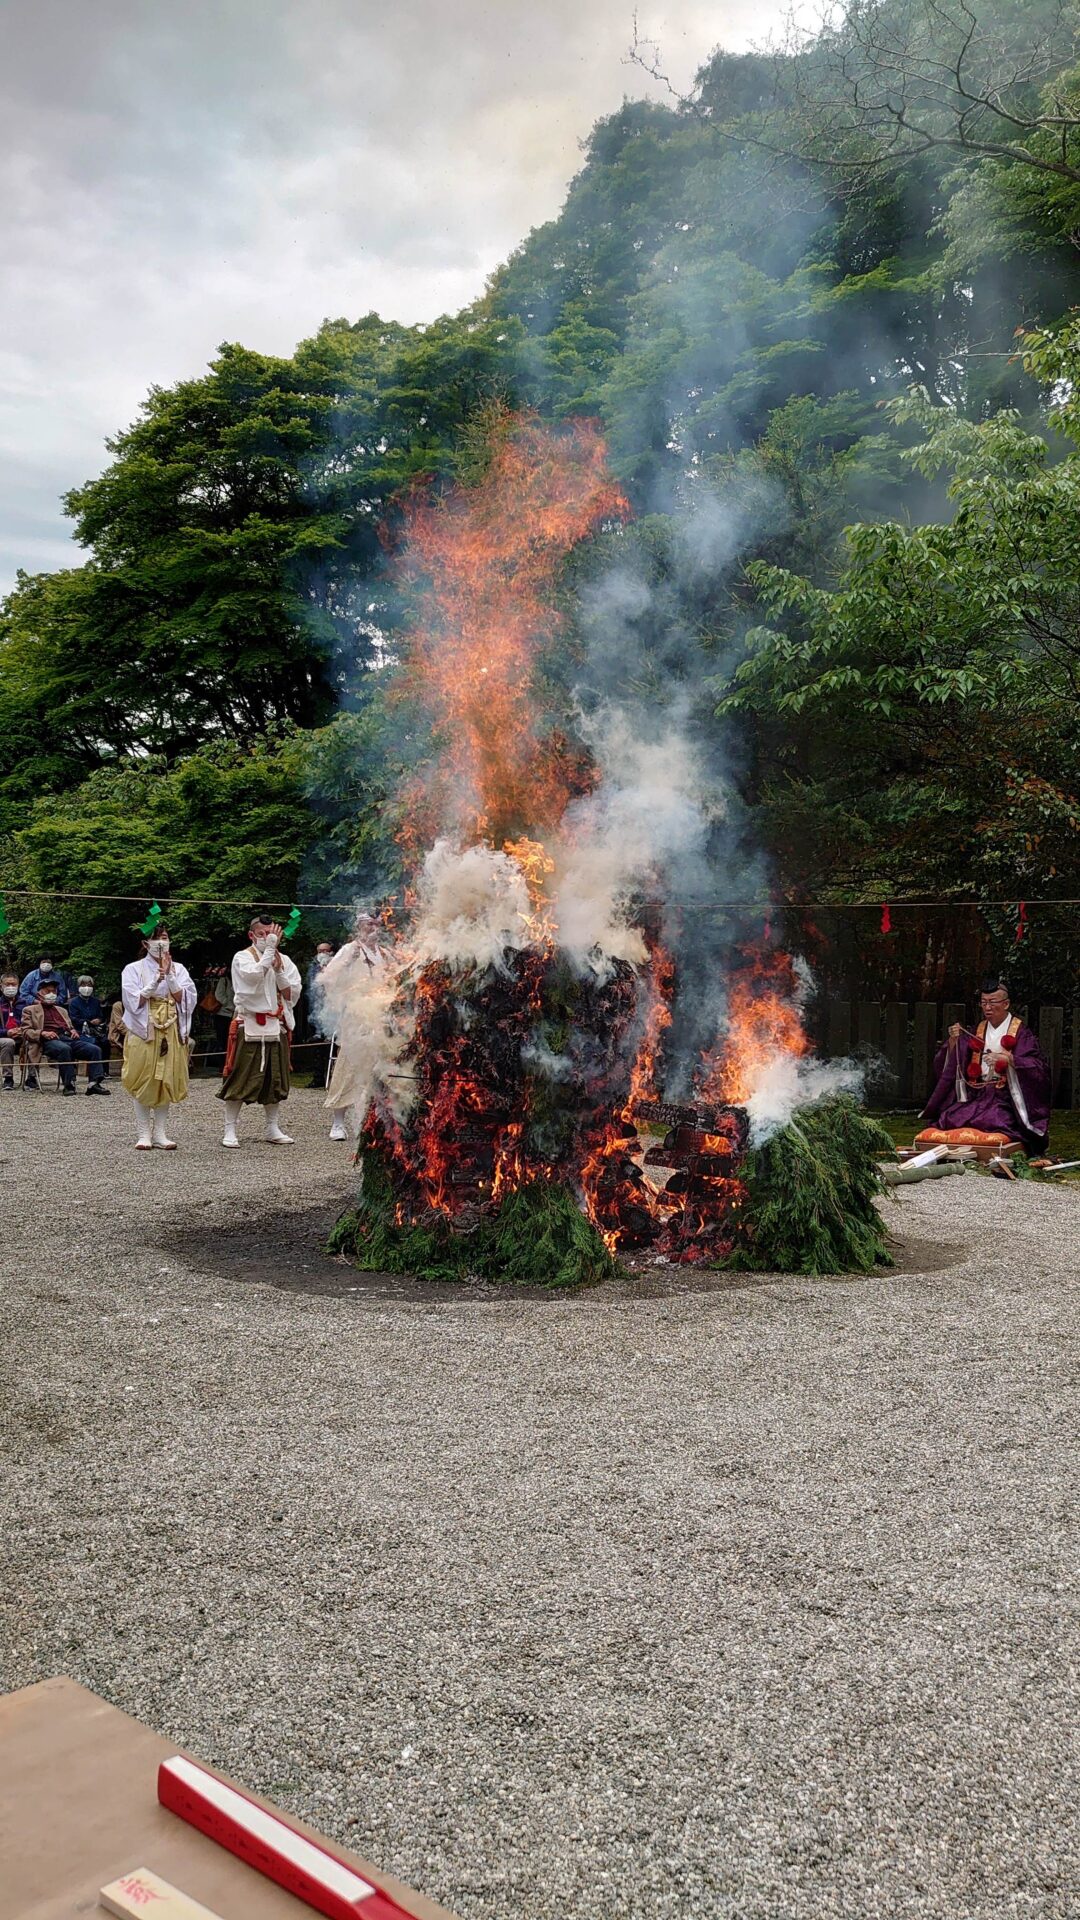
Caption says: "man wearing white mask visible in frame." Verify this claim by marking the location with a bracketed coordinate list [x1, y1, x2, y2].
[120, 923, 197, 1149]
[1, 971, 22, 1088]
[22, 982, 110, 1095]
[217, 914, 302, 1148]
[17, 953, 68, 1016]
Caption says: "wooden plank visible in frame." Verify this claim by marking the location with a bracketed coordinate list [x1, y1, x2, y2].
[912, 1002, 938, 1105]
[884, 1001, 909, 1104]
[1039, 1004, 1064, 1105]
[826, 999, 851, 1058]
[857, 1001, 881, 1057]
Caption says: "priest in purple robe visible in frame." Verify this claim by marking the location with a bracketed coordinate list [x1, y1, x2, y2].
[920, 976, 1052, 1154]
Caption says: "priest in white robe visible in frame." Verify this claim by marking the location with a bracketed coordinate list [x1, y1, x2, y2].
[217, 916, 302, 1148]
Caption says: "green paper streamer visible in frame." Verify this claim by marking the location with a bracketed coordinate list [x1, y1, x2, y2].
[282, 906, 301, 941]
[138, 900, 163, 937]
[0, 894, 9, 937]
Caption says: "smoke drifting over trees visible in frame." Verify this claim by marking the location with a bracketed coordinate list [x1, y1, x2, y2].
[3, 0, 1080, 996]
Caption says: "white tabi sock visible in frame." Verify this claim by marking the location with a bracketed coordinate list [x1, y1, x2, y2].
[133, 1099, 153, 1149]
[152, 1106, 177, 1149]
[263, 1101, 293, 1144]
[329, 1108, 349, 1141]
[222, 1098, 242, 1148]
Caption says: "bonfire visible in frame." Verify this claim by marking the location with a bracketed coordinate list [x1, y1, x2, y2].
[327, 416, 892, 1284]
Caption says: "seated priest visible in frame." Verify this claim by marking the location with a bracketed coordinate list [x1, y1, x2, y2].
[919, 976, 1051, 1155]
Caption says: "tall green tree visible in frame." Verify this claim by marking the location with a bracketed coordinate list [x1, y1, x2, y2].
[716, 327, 1080, 989]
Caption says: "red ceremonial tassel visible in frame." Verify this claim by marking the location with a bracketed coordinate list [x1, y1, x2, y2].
[880, 903, 892, 934]
[1015, 900, 1028, 943]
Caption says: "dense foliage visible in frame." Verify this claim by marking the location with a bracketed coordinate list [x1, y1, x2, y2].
[328, 1152, 621, 1290]
[722, 1097, 896, 1275]
[3, 0, 1080, 994]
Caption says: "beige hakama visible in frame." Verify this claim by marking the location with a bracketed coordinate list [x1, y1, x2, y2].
[121, 995, 189, 1107]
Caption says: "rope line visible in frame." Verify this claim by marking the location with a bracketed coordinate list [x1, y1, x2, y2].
[0, 886, 1077, 914]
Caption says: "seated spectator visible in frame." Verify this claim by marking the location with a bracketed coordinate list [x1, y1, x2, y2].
[21, 983, 110, 1096]
[108, 996, 127, 1055]
[68, 973, 110, 1061]
[1, 972, 20, 1088]
[18, 953, 69, 1015]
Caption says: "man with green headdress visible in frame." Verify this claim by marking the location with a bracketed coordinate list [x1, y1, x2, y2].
[120, 921, 197, 1148]
[217, 914, 302, 1148]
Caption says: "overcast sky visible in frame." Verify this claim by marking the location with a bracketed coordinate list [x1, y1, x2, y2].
[0, 1, 781, 594]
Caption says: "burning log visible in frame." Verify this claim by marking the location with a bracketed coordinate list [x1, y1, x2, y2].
[328, 1148, 621, 1290]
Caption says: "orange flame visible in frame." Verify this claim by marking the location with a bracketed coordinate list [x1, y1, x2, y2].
[621, 943, 675, 1122]
[696, 953, 810, 1106]
[394, 415, 629, 849]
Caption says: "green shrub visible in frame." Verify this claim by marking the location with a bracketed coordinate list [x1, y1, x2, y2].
[720, 1096, 894, 1275]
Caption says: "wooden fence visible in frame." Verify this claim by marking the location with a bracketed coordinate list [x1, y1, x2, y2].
[818, 1001, 1078, 1108]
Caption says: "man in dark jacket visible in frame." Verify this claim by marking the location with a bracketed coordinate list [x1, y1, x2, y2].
[68, 973, 111, 1066]
[17, 955, 68, 1015]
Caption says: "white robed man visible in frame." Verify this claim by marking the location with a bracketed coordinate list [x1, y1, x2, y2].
[322, 912, 395, 1141]
[120, 923, 198, 1149]
[217, 914, 302, 1147]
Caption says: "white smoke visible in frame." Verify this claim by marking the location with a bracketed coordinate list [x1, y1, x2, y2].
[522, 1037, 574, 1081]
[411, 838, 531, 972]
[745, 1053, 864, 1145]
[317, 936, 411, 1127]
[551, 708, 719, 970]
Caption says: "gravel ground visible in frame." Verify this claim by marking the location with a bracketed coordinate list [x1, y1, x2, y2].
[1, 1077, 1078, 1919]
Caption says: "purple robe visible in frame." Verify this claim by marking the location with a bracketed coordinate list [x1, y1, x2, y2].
[921, 1022, 1052, 1154]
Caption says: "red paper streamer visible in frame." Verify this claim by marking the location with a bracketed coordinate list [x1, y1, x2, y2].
[1016, 900, 1028, 942]
[880, 903, 892, 934]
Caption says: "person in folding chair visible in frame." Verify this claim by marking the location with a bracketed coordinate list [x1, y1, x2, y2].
[120, 921, 197, 1149]
[1, 972, 21, 1089]
[21, 983, 110, 1096]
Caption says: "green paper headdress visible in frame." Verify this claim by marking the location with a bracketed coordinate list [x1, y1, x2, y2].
[138, 900, 163, 937]
[282, 907, 302, 941]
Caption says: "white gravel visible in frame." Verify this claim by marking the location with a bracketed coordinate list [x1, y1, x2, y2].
[1, 1078, 1078, 1919]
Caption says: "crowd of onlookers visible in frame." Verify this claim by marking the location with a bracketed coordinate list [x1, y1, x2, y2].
[0, 942, 339, 1095]
[1, 955, 115, 1093]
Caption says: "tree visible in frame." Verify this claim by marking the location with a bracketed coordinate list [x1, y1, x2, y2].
[633, 0, 1080, 190]
[715, 327, 1080, 990]
[0, 734, 323, 982]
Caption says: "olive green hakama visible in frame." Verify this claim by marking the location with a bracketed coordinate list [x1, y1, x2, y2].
[217, 1033, 291, 1106]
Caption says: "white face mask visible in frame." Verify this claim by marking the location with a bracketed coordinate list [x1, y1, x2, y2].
[316, 951, 332, 968]
[41, 992, 58, 1005]
[254, 933, 277, 954]
[78, 986, 93, 997]
[146, 939, 169, 959]
[2, 986, 16, 998]
[38, 962, 53, 975]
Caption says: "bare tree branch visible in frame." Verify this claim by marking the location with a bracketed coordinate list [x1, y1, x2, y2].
[629, 0, 1080, 192]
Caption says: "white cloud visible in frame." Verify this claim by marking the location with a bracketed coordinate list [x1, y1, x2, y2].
[0, 0, 784, 592]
